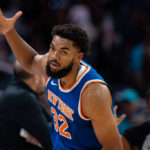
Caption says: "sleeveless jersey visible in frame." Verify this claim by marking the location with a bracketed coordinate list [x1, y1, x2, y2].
[46, 60, 108, 150]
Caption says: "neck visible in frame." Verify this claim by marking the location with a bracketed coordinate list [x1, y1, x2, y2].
[60, 64, 81, 89]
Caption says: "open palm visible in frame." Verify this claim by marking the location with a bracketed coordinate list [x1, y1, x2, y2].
[0, 10, 22, 35]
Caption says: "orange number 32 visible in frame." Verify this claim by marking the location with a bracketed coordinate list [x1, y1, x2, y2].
[51, 107, 71, 139]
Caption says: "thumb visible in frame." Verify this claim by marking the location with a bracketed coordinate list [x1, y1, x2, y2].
[12, 11, 22, 22]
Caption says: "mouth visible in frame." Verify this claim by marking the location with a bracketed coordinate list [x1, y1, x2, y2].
[50, 62, 60, 70]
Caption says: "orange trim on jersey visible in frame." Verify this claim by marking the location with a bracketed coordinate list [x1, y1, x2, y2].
[45, 76, 51, 86]
[79, 80, 107, 120]
[59, 64, 90, 91]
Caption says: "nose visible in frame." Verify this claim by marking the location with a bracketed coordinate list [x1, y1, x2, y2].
[51, 50, 59, 60]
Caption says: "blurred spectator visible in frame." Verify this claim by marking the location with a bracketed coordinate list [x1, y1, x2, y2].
[0, 62, 51, 150]
[0, 36, 14, 89]
[115, 88, 140, 134]
[68, 4, 98, 43]
[121, 89, 150, 150]
[128, 32, 150, 96]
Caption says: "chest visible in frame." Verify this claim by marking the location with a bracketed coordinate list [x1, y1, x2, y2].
[46, 79, 82, 123]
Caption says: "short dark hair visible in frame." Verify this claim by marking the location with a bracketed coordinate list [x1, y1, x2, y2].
[146, 89, 150, 103]
[51, 24, 91, 55]
[13, 62, 33, 80]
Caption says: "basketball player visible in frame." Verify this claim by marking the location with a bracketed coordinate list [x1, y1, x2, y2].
[0, 10, 123, 150]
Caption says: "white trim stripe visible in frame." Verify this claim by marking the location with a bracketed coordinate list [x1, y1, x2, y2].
[58, 64, 90, 93]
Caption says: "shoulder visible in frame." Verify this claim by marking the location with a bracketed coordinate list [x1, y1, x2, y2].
[32, 52, 48, 77]
[0, 88, 40, 116]
[81, 82, 112, 119]
[126, 121, 150, 132]
[123, 121, 150, 139]
[122, 121, 150, 149]
[141, 120, 150, 128]
[82, 82, 111, 104]
[4, 86, 38, 106]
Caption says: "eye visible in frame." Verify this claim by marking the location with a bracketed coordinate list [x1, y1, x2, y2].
[50, 45, 55, 51]
[61, 51, 67, 55]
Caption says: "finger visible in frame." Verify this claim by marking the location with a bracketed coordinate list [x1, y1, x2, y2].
[118, 114, 126, 123]
[114, 105, 118, 116]
[13, 11, 22, 21]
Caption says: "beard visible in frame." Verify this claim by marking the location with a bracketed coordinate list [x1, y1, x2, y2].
[46, 59, 73, 79]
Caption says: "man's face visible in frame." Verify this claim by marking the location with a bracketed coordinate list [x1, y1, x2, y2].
[46, 35, 81, 78]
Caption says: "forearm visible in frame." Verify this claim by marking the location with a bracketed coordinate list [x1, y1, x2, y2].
[5, 29, 38, 72]
[101, 132, 123, 150]
[121, 136, 131, 150]
[97, 126, 123, 150]
[101, 141, 123, 150]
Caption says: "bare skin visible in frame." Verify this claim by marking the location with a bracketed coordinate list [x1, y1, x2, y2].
[121, 136, 131, 150]
[0, 10, 123, 150]
[113, 106, 131, 150]
[113, 105, 126, 126]
[82, 84, 123, 150]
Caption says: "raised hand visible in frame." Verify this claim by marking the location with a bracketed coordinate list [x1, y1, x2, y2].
[113, 105, 126, 126]
[0, 9, 22, 35]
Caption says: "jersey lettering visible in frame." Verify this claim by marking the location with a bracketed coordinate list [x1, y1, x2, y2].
[51, 106, 71, 139]
[51, 107, 58, 132]
[59, 114, 71, 139]
[48, 90, 74, 121]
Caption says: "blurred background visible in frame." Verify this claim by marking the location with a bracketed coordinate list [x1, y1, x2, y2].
[0, 0, 150, 134]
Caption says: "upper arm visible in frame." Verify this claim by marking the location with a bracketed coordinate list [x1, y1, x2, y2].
[81, 83, 122, 150]
[27, 52, 48, 77]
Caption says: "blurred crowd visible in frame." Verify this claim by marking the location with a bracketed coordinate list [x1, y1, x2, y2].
[1, 0, 150, 134]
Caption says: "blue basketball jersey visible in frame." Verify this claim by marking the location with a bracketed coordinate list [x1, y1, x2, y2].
[46, 60, 108, 150]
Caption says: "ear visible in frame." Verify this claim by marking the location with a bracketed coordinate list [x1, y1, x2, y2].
[74, 52, 83, 63]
